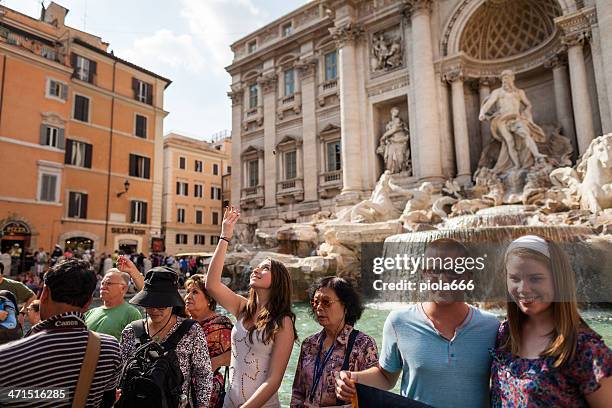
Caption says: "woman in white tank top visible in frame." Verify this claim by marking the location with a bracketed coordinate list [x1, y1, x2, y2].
[206, 206, 297, 408]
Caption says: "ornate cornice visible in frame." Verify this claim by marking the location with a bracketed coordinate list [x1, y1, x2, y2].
[329, 22, 364, 48]
[402, 0, 433, 19]
[295, 57, 317, 78]
[556, 10, 592, 47]
[443, 67, 465, 84]
[227, 86, 244, 106]
[543, 53, 568, 70]
[257, 72, 278, 94]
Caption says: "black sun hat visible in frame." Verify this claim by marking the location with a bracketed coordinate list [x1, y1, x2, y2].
[129, 267, 185, 308]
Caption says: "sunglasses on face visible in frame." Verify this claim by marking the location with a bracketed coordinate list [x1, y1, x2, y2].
[310, 297, 341, 309]
[100, 281, 125, 287]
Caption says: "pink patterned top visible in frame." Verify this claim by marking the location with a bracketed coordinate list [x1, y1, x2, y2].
[490, 320, 612, 407]
[291, 324, 379, 407]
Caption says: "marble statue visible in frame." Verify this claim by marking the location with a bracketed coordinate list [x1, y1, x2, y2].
[371, 33, 402, 71]
[376, 107, 411, 174]
[335, 170, 411, 223]
[576, 134, 612, 213]
[479, 69, 547, 174]
[399, 182, 437, 225]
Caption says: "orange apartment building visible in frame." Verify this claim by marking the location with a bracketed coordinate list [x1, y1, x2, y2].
[0, 2, 170, 261]
[163, 133, 231, 255]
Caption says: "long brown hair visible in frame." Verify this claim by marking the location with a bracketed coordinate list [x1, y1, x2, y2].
[239, 258, 297, 344]
[502, 238, 583, 367]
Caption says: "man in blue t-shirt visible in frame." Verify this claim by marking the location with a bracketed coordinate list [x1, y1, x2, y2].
[336, 238, 500, 408]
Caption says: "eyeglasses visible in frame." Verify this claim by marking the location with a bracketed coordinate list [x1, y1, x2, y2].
[100, 281, 126, 287]
[311, 298, 341, 309]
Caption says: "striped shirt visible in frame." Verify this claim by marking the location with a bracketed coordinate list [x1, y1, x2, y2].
[0, 312, 122, 408]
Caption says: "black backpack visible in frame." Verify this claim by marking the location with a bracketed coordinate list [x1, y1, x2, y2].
[117, 319, 197, 408]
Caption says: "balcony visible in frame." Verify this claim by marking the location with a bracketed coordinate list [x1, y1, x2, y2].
[318, 79, 339, 106]
[242, 106, 263, 130]
[276, 178, 304, 204]
[318, 170, 343, 198]
[240, 185, 264, 209]
[277, 92, 301, 120]
[0, 28, 61, 63]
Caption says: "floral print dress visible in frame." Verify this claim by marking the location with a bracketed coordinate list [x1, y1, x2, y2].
[120, 317, 213, 408]
[291, 324, 379, 407]
[490, 320, 612, 408]
[198, 314, 233, 408]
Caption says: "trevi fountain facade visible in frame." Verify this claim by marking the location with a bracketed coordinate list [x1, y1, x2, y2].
[225, 0, 612, 302]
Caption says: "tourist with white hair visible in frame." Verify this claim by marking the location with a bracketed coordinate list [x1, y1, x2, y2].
[84, 268, 142, 340]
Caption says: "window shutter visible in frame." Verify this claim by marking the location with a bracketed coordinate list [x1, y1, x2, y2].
[89, 60, 97, 84]
[129, 154, 136, 176]
[142, 202, 148, 224]
[68, 192, 77, 217]
[64, 139, 73, 164]
[70, 53, 78, 77]
[58, 128, 65, 149]
[176, 181, 180, 195]
[81, 193, 88, 219]
[84, 143, 93, 168]
[40, 125, 47, 146]
[144, 157, 151, 179]
[132, 78, 139, 99]
[185, 183, 188, 196]
[60, 83, 68, 100]
[130, 201, 136, 223]
[83, 97, 89, 122]
[146, 83, 153, 105]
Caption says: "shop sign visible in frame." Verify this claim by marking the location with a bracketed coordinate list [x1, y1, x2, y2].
[111, 227, 146, 235]
[2, 222, 30, 236]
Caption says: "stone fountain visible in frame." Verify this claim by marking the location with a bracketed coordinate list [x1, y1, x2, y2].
[227, 70, 612, 303]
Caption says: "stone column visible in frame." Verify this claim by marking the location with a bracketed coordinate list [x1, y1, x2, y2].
[404, 0, 443, 183]
[596, 0, 612, 129]
[258, 151, 264, 187]
[563, 32, 595, 154]
[297, 58, 318, 201]
[228, 85, 243, 208]
[258, 73, 278, 206]
[445, 69, 471, 184]
[545, 54, 578, 157]
[296, 140, 303, 179]
[330, 23, 364, 199]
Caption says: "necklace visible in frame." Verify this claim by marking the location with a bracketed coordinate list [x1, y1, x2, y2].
[146, 314, 174, 342]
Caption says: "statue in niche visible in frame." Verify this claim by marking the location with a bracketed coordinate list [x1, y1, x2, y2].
[371, 32, 403, 72]
[376, 107, 411, 174]
[478, 69, 547, 174]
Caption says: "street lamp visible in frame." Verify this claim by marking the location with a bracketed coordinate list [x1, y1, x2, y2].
[116, 179, 130, 197]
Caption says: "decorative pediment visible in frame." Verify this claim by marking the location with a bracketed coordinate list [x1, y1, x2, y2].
[41, 112, 66, 127]
[241, 145, 263, 158]
[276, 135, 302, 150]
[320, 123, 340, 135]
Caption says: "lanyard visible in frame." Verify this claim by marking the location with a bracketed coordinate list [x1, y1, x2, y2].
[308, 334, 335, 403]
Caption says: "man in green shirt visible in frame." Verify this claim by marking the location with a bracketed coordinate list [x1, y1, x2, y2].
[0, 266, 36, 315]
[85, 268, 142, 340]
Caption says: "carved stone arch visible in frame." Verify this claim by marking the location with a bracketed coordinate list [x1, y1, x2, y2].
[315, 36, 335, 53]
[241, 145, 263, 157]
[277, 53, 299, 68]
[441, 0, 576, 58]
[243, 69, 260, 83]
[276, 135, 302, 149]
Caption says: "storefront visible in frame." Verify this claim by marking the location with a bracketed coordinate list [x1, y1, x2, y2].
[0, 220, 31, 274]
[112, 226, 146, 255]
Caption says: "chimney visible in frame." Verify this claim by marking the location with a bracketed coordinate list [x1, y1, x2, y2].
[41, 2, 69, 27]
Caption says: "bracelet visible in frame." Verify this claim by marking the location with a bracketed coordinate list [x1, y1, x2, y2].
[219, 236, 231, 244]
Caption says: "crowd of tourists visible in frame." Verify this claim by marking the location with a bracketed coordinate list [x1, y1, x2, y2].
[0, 207, 610, 407]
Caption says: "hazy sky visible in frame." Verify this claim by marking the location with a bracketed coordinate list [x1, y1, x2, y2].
[4, 0, 308, 140]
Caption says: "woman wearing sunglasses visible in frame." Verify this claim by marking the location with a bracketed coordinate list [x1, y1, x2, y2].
[291, 277, 378, 407]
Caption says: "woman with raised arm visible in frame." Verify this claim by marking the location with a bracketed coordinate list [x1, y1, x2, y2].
[206, 206, 297, 408]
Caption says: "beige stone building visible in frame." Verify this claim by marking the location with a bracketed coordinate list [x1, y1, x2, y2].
[162, 133, 231, 254]
[227, 0, 612, 228]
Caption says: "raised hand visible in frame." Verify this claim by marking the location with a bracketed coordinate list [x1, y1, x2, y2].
[221, 205, 240, 240]
[117, 255, 139, 275]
